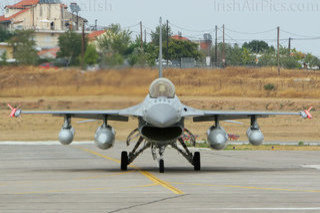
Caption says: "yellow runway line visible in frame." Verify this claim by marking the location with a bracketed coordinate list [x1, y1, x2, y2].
[78, 147, 184, 195]
[138, 170, 184, 195]
[170, 182, 320, 193]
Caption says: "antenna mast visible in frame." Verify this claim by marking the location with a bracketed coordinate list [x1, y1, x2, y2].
[159, 17, 163, 78]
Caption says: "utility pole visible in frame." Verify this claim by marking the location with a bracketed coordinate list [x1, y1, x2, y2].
[288, 37, 292, 56]
[81, 22, 85, 69]
[277, 26, 280, 75]
[166, 20, 169, 68]
[140, 21, 143, 49]
[95, 19, 98, 31]
[76, 11, 79, 31]
[144, 29, 147, 43]
[159, 17, 163, 78]
[215, 25, 218, 67]
[222, 24, 225, 68]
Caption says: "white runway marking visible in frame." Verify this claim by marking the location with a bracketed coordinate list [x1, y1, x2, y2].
[302, 165, 320, 170]
[204, 207, 320, 211]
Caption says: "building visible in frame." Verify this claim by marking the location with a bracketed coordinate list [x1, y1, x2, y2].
[88, 30, 107, 49]
[171, 35, 189, 41]
[0, 0, 87, 50]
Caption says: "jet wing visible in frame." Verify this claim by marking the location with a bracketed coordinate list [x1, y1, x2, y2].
[181, 106, 312, 122]
[9, 104, 144, 122]
[20, 110, 128, 121]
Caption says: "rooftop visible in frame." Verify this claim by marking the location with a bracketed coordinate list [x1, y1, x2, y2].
[6, 0, 39, 9]
[88, 30, 106, 40]
[0, 8, 31, 23]
[172, 35, 189, 41]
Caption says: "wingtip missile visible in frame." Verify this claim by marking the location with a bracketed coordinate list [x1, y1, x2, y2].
[301, 106, 313, 119]
[8, 104, 21, 118]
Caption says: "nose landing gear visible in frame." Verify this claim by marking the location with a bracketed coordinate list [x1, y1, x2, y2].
[159, 159, 164, 173]
[152, 145, 167, 173]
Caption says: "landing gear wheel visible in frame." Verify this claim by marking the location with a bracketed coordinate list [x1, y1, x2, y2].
[121, 151, 128, 171]
[159, 159, 164, 173]
[193, 152, 201, 171]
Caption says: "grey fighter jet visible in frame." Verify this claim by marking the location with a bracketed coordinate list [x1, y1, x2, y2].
[9, 19, 313, 173]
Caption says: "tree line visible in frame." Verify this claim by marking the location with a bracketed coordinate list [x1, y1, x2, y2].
[1, 24, 319, 69]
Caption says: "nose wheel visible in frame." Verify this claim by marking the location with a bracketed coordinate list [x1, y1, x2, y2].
[159, 159, 164, 173]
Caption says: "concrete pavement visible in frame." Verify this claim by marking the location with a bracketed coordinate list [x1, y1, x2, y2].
[0, 141, 320, 212]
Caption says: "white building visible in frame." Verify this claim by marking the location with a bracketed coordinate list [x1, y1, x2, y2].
[0, 0, 87, 49]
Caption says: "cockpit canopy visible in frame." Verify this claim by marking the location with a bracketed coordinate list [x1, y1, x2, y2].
[149, 78, 175, 98]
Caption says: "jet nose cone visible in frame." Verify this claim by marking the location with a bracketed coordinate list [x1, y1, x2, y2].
[146, 104, 180, 128]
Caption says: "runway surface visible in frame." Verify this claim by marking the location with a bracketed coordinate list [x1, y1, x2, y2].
[0, 141, 320, 213]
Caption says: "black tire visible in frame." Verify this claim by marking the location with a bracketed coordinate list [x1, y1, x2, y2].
[121, 151, 128, 171]
[193, 152, 201, 171]
[159, 159, 164, 173]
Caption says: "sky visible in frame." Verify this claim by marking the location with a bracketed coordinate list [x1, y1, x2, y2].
[2, 0, 320, 56]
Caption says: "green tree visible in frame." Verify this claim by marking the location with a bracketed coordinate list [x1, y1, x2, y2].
[144, 42, 158, 66]
[0, 27, 14, 42]
[84, 44, 99, 66]
[241, 47, 256, 65]
[225, 43, 242, 66]
[166, 39, 202, 61]
[243, 40, 270, 53]
[304, 53, 320, 69]
[57, 30, 86, 65]
[105, 53, 124, 66]
[280, 56, 301, 69]
[151, 24, 173, 46]
[128, 47, 147, 66]
[98, 24, 132, 66]
[0, 51, 7, 65]
[258, 52, 277, 66]
[98, 24, 132, 56]
[9, 30, 38, 65]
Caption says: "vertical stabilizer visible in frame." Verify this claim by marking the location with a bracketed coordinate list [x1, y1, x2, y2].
[159, 17, 163, 78]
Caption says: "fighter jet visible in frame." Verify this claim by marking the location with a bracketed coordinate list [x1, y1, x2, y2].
[8, 19, 313, 173]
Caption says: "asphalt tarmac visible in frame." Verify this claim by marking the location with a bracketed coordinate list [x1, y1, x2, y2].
[0, 141, 320, 213]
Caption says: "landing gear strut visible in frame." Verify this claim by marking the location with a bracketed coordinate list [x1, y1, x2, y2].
[151, 145, 167, 173]
[121, 134, 151, 171]
[171, 137, 201, 171]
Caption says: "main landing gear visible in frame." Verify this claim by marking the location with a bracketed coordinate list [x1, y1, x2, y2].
[121, 151, 128, 171]
[121, 128, 201, 173]
[121, 134, 151, 171]
[171, 138, 201, 171]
